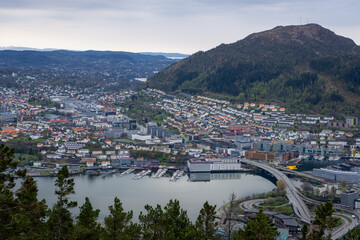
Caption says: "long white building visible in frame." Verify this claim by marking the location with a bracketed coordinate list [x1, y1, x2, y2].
[187, 158, 242, 172]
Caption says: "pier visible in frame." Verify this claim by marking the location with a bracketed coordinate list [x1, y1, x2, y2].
[153, 167, 168, 178]
[170, 170, 184, 182]
[133, 169, 152, 180]
[119, 168, 135, 176]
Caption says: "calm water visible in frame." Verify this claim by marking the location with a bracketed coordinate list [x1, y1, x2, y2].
[31, 171, 276, 222]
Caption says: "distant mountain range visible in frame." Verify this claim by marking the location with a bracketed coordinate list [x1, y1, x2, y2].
[0, 46, 65, 52]
[145, 24, 360, 117]
[0, 46, 188, 59]
[0, 49, 181, 91]
[139, 52, 189, 59]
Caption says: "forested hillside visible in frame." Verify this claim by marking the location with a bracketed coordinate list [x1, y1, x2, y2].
[145, 24, 360, 117]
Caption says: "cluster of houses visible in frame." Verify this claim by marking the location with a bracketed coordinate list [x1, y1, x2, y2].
[1, 85, 360, 174]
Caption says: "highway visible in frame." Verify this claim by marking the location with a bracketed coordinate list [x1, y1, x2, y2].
[241, 159, 312, 223]
[242, 158, 359, 239]
[298, 189, 359, 239]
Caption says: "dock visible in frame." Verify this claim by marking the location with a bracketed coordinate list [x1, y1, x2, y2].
[153, 167, 168, 178]
[133, 169, 152, 180]
[119, 168, 135, 176]
[170, 170, 184, 182]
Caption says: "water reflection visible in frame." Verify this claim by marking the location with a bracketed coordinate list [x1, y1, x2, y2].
[189, 172, 244, 182]
[32, 171, 275, 222]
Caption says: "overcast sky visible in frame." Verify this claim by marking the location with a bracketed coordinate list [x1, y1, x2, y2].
[0, 0, 359, 54]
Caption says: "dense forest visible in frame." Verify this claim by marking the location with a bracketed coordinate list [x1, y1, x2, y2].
[146, 24, 360, 117]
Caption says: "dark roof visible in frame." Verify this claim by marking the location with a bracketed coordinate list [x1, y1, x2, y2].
[282, 218, 298, 227]
[274, 213, 292, 219]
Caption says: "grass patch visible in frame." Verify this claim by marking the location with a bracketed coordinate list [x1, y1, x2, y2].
[335, 218, 344, 228]
[260, 196, 288, 207]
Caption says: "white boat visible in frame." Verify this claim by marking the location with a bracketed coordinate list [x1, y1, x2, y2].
[133, 169, 152, 180]
[170, 170, 184, 182]
[120, 168, 135, 176]
[153, 169, 162, 178]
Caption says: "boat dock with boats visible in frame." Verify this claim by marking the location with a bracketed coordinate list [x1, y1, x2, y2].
[170, 170, 184, 182]
[119, 168, 135, 176]
[133, 169, 152, 180]
[153, 167, 168, 178]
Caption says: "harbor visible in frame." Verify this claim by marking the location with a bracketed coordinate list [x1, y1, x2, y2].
[30, 170, 276, 222]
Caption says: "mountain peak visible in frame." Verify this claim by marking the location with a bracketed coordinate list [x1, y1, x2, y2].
[146, 24, 360, 116]
[244, 24, 357, 50]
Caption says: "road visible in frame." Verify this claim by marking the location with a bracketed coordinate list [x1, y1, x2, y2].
[332, 213, 358, 240]
[242, 159, 360, 239]
[239, 198, 265, 210]
[298, 190, 359, 239]
[241, 159, 312, 223]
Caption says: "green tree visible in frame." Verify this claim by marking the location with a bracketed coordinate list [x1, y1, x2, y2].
[311, 201, 338, 240]
[0, 144, 21, 239]
[139, 199, 194, 240]
[47, 165, 77, 240]
[14, 176, 48, 239]
[139, 204, 166, 240]
[299, 224, 309, 240]
[103, 197, 141, 240]
[234, 210, 278, 240]
[75, 197, 102, 240]
[196, 201, 219, 240]
[342, 227, 360, 239]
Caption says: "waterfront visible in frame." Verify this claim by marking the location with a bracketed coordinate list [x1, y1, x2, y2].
[297, 157, 345, 172]
[32, 172, 275, 221]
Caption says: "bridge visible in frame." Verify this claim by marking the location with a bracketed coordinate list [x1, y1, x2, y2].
[241, 159, 312, 224]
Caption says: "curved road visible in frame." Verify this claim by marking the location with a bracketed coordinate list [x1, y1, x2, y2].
[239, 198, 265, 210]
[299, 190, 359, 239]
[241, 159, 359, 239]
[241, 159, 312, 223]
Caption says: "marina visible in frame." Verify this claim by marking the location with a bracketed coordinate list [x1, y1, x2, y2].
[153, 167, 168, 178]
[119, 168, 135, 176]
[31, 171, 276, 221]
[170, 170, 184, 182]
[133, 169, 152, 180]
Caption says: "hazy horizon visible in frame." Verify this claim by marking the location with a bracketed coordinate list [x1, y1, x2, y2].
[0, 0, 359, 54]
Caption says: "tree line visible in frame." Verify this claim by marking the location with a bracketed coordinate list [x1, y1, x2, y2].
[0, 144, 281, 240]
[1, 143, 357, 239]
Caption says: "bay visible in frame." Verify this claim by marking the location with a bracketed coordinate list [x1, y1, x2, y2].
[32, 171, 276, 222]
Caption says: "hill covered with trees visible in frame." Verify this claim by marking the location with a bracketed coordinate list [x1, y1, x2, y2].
[145, 24, 360, 117]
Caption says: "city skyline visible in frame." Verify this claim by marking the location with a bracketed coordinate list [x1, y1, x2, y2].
[0, 0, 359, 54]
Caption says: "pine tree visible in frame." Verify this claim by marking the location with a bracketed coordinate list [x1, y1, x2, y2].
[103, 197, 141, 240]
[310, 201, 338, 240]
[196, 201, 219, 240]
[342, 227, 360, 240]
[139, 204, 166, 240]
[47, 165, 77, 240]
[14, 176, 48, 239]
[139, 199, 195, 240]
[233, 210, 279, 240]
[0, 144, 18, 239]
[75, 197, 102, 240]
[298, 224, 309, 240]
